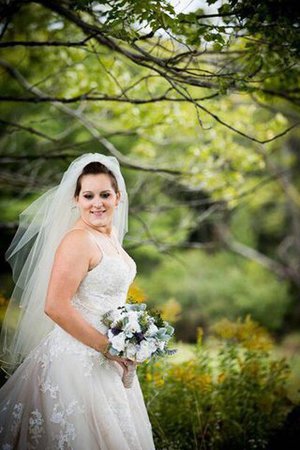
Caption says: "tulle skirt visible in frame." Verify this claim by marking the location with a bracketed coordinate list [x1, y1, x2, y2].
[0, 325, 155, 450]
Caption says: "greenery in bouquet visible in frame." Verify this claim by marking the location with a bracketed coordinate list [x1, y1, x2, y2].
[101, 301, 177, 363]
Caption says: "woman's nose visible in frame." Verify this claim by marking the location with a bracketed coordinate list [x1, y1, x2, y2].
[93, 197, 103, 208]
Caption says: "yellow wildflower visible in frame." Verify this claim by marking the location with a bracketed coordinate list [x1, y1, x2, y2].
[159, 298, 182, 323]
[212, 316, 273, 351]
[211, 318, 237, 340]
[217, 373, 226, 384]
[146, 373, 153, 382]
[127, 284, 148, 304]
[154, 378, 165, 387]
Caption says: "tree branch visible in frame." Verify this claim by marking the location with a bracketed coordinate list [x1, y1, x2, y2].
[216, 223, 300, 286]
[0, 36, 94, 47]
[163, 75, 300, 144]
[0, 119, 58, 142]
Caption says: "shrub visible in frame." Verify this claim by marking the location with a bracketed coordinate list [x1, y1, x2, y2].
[137, 250, 292, 337]
[138, 316, 294, 450]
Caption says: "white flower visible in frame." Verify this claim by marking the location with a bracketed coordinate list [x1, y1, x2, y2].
[145, 323, 158, 337]
[110, 332, 126, 352]
[124, 343, 137, 360]
[110, 309, 123, 326]
[107, 329, 115, 340]
[136, 340, 153, 362]
[158, 340, 165, 351]
[147, 338, 158, 353]
[123, 311, 141, 334]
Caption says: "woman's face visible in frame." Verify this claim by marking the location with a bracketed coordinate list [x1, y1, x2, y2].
[75, 174, 120, 230]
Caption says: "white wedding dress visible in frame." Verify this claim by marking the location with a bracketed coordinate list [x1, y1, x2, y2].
[0, 231, 156, 450]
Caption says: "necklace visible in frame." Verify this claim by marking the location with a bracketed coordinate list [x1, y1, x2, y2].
[79, 218, 121, 254]
[91, 228, 121, 255]
[100, 230, 121, 255]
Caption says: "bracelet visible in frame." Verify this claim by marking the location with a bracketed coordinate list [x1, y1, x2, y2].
[102, 341, 110, 357]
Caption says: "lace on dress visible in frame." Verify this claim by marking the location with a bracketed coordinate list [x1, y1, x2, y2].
[0, 228, 155, 450]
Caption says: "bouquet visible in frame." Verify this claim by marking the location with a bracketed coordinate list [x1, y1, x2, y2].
[101, 303, 176, 388]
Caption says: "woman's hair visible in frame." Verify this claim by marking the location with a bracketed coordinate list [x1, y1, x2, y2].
[74, 161, 119, 197]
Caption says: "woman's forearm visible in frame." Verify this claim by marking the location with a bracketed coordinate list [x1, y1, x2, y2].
[45, 304, 109, 353]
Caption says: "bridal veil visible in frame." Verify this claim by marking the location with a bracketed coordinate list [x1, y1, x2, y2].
[0, 153, 128, 375]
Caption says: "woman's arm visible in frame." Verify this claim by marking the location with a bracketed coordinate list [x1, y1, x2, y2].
[44, 229, 109, 354]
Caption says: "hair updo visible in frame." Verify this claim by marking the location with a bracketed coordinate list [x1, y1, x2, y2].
[74, 162, 119, 197]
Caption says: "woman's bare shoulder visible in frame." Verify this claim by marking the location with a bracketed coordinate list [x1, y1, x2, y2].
[57, 228, 93, 254]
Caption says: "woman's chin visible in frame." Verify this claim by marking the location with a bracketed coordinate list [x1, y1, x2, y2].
[91, 218, 105, 227]
[89, 215, 111, 228]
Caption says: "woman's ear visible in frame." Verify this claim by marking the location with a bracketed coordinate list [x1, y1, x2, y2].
[116, 191, 121, 207]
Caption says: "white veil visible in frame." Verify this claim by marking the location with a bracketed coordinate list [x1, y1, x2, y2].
[0, 153, 128, 376]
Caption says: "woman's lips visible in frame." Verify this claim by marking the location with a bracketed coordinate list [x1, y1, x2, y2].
[91, 210, 106, 217]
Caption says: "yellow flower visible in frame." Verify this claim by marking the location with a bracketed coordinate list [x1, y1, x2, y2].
[212, 316, 273, 351]
[211, 318, 237, 340]
[159, 298, 182, 323]
[127, 284, 148, 304]
[195, 374, 212, 390]
[242, 361, 260, 377]
[146, 373, 153, 382]
[154, 378, 165, 387]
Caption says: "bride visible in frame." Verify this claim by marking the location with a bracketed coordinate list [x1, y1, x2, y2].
[0, 153, 156, 449]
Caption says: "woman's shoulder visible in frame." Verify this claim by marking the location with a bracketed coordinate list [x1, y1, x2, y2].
[63, 227, 92, 241]
[64, 227, 91, 237]
[58, 228, 94, 252]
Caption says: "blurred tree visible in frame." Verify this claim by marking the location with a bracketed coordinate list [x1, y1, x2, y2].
[0, 0, 299, 137]
[0, 0, 299, 303]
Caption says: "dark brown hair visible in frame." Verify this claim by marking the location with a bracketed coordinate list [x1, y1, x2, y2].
[74, 162, 119, 197]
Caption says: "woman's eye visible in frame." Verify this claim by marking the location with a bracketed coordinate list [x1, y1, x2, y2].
[84, 195, 93, 200]
[101, 193, 110, 198]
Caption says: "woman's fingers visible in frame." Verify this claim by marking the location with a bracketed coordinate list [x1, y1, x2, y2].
[118, 361, 126, 370]
[107, 354, 135, 370]
[116, 359, 129, 371]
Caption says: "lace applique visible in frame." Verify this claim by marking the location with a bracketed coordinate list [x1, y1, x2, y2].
[0, 399, 10, 413]
[38, 352, 51, 370]
[39, 377, 59, 399]
[50, 401, 85, 449]
[29, 409, 44, 445]
[0, 246, 155, 450]
[11, 402, 23, 435]
[78, 255, 136, 300]
[106, 383, 141, 450]
[1, 400, 85, 449]
[42, 326, 107, 378]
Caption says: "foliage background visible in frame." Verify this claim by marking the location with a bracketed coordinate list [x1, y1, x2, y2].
[1, 0, 300, 447]
[1, 0, 300, 368]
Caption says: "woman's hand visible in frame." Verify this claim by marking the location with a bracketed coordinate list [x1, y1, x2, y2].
[105, 354, 138, 388]
[104, 353, 134, 372]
